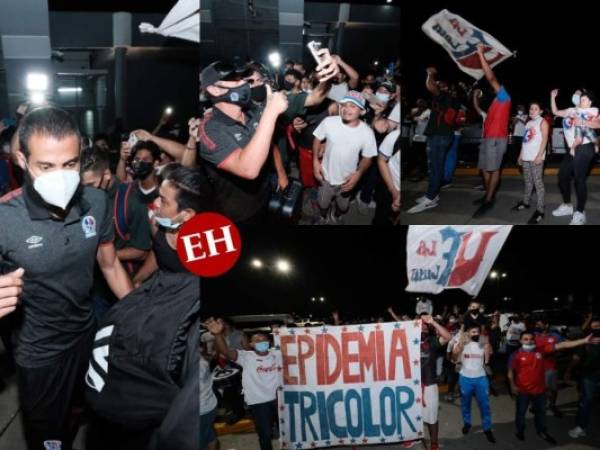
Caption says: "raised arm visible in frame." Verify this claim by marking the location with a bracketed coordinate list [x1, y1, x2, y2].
[476, 44, 501, 93]
[204, 317, 239, 361]
[555, 334, 591, 351]
[551, 89, 568, 118]
[473, 89, 485, 117]
[425, 67, 440, 96]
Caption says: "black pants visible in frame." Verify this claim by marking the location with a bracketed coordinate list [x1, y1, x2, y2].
[515, 393, 546, 434]
[249, 400, 277, 450]
[558, 143, 595, 212]
[16, 329, 94, 450]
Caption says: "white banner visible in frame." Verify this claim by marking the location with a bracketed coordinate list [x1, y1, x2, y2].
[406, 226, 512, 296]
[274, 322, 423, 449]
[139, 0, 200, 43]
[422, 9, 513, 80]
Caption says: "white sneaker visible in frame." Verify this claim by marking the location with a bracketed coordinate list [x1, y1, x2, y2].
[570, 211, 586, 225]
[368, 200, 377, 209]
[329, 210, 344, 225]
[415, 195, 438, 204]
[552, 203, 574, 217]
[568, 426, 587, 439]
[407, 197, 439, 214]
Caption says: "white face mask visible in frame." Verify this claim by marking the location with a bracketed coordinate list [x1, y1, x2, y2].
[31, 169, 80, 210]
[376, 93, 390, 103]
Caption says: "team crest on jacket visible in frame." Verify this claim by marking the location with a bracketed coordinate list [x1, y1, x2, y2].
[82, 215, 97, 238]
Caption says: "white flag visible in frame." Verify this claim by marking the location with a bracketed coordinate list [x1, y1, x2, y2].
[139, 0, 199, 43]
[422, 9, 513, 80]
[406, 226, 512, 296]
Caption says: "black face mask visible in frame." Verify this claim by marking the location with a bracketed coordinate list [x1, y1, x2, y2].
[471, 335, 480, 342]
[131, 161, 154, 180]
[251, 84, 267, 103]
[209, 83, 252, 108]
[283, 80, 296, 91]
[533, 327, 544, 334]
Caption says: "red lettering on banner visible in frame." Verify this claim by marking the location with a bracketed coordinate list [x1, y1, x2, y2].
[297, 335, 314, 385]
[280, 335, 297, 385]
[342, 332, 361, 383]
[448, 231, 497, 286]
[316, 334, 341, 385]
[388, 329, 412, 380]
[416, 240, 437, 257]
[449, 18, 467, 37]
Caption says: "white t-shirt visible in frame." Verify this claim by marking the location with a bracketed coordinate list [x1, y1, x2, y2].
[313, 116, 378, 186]
[513, 112, 527, 137]
[459, 341, 486, 378]
[236, 349, 280, 405]
[378, 129, 400, 191]
[521, 116, 545, 161]
[327, 82, 349, 102]
[562, 107, 597, 147]
[200, 358, 218, 415]
[506, 322, 526, 345]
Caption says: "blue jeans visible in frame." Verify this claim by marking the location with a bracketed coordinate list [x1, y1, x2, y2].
[443, 134, 461, 185]
[250, 400, 277, 450]
[200, 408, 217, 450]
[459, 375, 492, 431]
[515, 393, 546, 434]
[426, 135, 453, 200]
[576, 377, 600, 429]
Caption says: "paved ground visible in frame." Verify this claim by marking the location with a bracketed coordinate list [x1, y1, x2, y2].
[216, 383, 600, 450]
[400, 176, 600, 225]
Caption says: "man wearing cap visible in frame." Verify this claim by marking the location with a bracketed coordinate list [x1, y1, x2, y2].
[312, 91, 378, 224]
[197, 62, 289, 224]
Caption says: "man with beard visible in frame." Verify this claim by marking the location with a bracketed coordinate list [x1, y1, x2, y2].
[0, 106, 133, 450]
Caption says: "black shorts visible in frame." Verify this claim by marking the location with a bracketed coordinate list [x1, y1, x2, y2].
[16, 328, 94, 450]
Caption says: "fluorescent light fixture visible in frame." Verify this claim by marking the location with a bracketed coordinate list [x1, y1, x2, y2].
[58, 87, 82, 93]
[26, 73, 48, 91]
[268, 52, 281, 68]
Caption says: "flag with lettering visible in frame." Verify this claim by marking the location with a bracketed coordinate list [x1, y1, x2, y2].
[422, 9, 513, 80]
[406, 225, 512, 296]
[274, 322, 423, 449]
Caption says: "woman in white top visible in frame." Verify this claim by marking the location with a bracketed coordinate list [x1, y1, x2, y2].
[511, 102, 549, 224]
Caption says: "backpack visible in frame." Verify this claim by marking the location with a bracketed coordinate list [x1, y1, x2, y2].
[113, 182, 144, 275]
[85, 271, 200, 430]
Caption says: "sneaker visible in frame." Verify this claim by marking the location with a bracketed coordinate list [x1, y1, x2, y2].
[570, 211, 586, 225]
[552, 203, 574, 217]
[401, 440, 418, 448]
[484, 430, 496, 443]
[407, 197, 439, 214]
[368, 200, 377, 209]
[441, 183, 452, 190]
[444, 393, 454, 402]
[511, 201, 530, 212]
[538, 432, 556, 445]
[329, 210, 344, 225]
[356, 197, 370, 215]
[416, 194, 438, 204]
[473, 200, 494, 218]
[472, 184, 485, 190]
[527, 210, 544, 225]
[515, 431, 525, 441]
[462, 424, 471, 435]
[568, 426, 587, 439]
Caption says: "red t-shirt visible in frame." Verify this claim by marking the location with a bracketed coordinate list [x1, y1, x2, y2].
[483, 86, 511, 139]
[510, 343, 555, 395]
[535, 332, 563, 371]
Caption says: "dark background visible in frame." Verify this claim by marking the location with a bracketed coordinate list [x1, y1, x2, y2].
[400, 1, 599, 111]
[201, 227, 599, 322]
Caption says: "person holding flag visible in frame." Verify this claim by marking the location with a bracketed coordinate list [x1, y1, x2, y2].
[473, 43, 511, 218]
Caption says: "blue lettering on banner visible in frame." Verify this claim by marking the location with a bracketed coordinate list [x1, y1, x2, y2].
[410, 266, 440, 282]
[437, 227, 463, 286]
[283, 387, 417, 442]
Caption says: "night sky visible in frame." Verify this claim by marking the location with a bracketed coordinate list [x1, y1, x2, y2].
[401, 1, 599, 112]
[200, 227, 598, 322]
[201, 228, 401, 321]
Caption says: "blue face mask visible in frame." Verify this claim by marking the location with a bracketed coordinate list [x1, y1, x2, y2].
[522, 344, 536, 352]
[572, 94, 581, 106]
[155, 214, 182, 230]
[254, 342, 269, 353]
